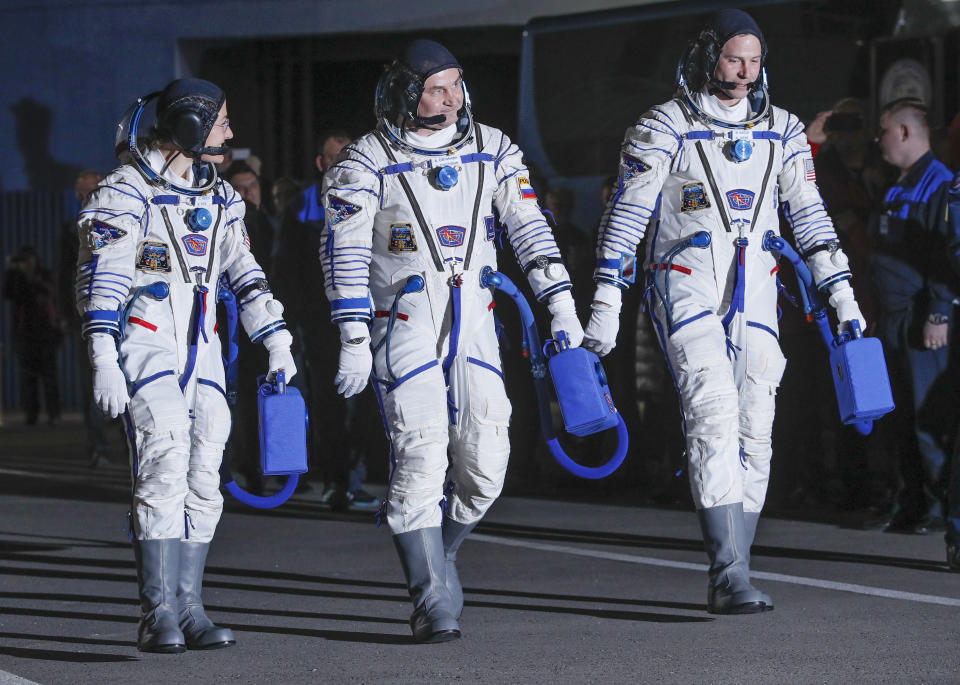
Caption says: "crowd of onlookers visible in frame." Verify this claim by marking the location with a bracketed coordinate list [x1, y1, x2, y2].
[6, 97, 960, 558]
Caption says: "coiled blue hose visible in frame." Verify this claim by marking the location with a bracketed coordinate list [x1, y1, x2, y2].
[480, 267, 629, 479]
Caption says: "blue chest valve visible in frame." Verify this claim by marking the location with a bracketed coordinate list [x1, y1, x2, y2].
[480, 266, 629, 479]
[727, 139, 753, 163]
[187, 207, 213, 232]
[430, 165, 458, 191]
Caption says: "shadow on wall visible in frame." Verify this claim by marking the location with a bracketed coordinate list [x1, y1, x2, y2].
[10, 98, 82, 191]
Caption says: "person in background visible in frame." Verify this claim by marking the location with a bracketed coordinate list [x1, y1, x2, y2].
[4, 245, 62, 426]
[869, 98, 959, 539]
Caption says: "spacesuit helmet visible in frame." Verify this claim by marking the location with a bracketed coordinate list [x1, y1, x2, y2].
[677, 9, 770, 125]
[375, 39, 474, 153]
[114, 78, 224, 195]
[154, 78, 228, 160]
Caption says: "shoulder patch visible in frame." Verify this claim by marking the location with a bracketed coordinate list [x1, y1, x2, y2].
[726, 189, 755, 211]
[181, 234, 208, 256]
[436, 225, 465, 247]
[804, 158, 816, 182]
[327, 195, 362, 225]
[136, 241, 171, 273]
[622, 154, 651, 181]
[85, 219, 127, 250]
[389, 223, 418, 253]
[517, 176, 537, 201]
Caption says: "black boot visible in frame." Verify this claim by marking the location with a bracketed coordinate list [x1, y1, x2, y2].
[441, 518, 477, 619]
[134, 538, 186, 653]
[393, 527, 461, 643]
[178, 541, 236, 650]
[697, 503, 773, 614]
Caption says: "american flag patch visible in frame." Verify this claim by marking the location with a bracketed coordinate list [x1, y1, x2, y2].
[804, 158, 816, 182]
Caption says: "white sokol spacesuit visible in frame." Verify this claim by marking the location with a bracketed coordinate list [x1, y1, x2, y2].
[583, 11, 865, 614]
[321, 40, 582, 643]
[77, 79, 294, 653]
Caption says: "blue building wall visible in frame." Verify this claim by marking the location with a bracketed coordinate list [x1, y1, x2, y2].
[0, 0, 644, 192]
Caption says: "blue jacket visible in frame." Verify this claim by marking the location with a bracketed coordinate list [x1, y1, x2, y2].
[869, 151, 955, 327]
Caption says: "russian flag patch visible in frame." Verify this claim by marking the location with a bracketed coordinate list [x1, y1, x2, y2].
[517, 176, 537, 201]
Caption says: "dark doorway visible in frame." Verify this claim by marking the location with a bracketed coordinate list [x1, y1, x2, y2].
[190, 28, 521, 183]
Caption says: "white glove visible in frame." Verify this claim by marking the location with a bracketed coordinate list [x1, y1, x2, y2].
[828, 285, 867, 336]
[335, 321, 372, 398]
[87, 333, 130, 418]
[547, 291, 584, 348]
[582, 283, 623, 357]
[263, 329, 297, 382]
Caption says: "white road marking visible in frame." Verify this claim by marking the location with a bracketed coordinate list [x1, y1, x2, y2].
[472, 533, 960, 608]
[0, 671, 42, 685]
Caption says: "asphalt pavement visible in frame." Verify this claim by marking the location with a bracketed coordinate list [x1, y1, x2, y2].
[1, 415, 959, 684]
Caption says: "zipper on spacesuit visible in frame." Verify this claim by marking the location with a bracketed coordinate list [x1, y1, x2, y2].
[442, 269, 464, 426]
[720, 237, 749, 359]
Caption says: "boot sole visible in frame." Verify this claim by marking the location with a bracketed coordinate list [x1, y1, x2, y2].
[710, 601, 774, 615]
[138, 642, 187, 654]
[187, 639, 236, 650]
[416, 628, 461, 644]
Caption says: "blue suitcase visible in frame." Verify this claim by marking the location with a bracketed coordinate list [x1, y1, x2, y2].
[829, 322, 895, 424]
[547, 340, 619, 437]
[257, 371, 309, 476]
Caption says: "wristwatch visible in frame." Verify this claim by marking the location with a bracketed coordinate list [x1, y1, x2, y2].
[927, 313, 949, 325]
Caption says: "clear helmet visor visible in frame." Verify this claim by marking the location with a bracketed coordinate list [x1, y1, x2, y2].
[114, 91, 218, 196]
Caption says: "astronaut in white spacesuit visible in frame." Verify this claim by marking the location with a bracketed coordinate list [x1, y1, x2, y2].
[582, 10, 866, 614]
[321, 40, 583, 642]
[76, 79, 295, 652]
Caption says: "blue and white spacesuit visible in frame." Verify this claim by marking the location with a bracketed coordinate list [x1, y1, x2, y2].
[77, 79, 295, 652]
[582, 10, 865, 614]
[321, 40, 583, 642]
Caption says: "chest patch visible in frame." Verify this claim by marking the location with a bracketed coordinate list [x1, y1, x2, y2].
[681, 182, 711, 213]
[389, 223, 418, 253]
[622, 154, 651, 181]
[726, 189, 755, 211]
[328, 195, 362, 225]
[436, 225, 466, 247]
[517, 176, 538, 201]
[137, 241, 171, 273]
[86, 219, 127, 250]
[181, 234, 208, 256]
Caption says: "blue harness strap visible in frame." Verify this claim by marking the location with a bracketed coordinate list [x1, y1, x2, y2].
[720, 238, 748, 359]
[441, 278, 463, 425]
[180, 286, 208, 391]
[383, 162, 416, 175]
[381, 153, 494, 176]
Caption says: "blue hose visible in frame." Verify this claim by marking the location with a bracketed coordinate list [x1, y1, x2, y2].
[481, 267, 629, 479]
[762, 231, 872, 436]
[216, 283, 301, 508]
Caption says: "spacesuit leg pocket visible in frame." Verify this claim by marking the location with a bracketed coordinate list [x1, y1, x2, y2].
[667, 318, 742, 509]
[184, 383, 231, 542]
[379, 365, 449, 533]
[127, 375, 191, 540]
[446, 351, 512, 525]
[740, 330, 787, 513]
